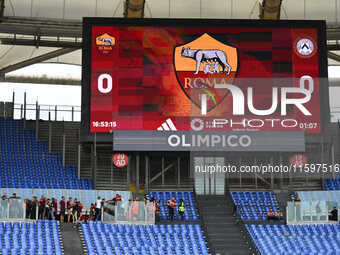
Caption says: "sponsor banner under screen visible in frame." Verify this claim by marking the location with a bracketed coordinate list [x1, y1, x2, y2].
[113, 131, 305, 152]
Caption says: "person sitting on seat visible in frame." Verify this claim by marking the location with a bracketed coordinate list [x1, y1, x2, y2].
[74, 212, 87, 227]
[329, 207, 338, 221]
[267, 208, 276, 221]
[275, 209, 283, 221]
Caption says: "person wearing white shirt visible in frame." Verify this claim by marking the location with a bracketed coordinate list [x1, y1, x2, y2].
[95, 196, 101, 221]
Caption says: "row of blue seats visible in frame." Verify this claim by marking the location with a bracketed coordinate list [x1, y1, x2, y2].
[231, 192, 279, 221]
[82, 222, 209, 255]
[237, 206, 279, 221]
[0, 117, 92, 190]
[0, 179, 92, 189]
[149, 192, 195, 205]
[325, 178, 340, 190]
[158, 206, 199, 221]
[248, 224, 340, 255]
[148, 192, 198, 221]
[0, 220, 62, 255]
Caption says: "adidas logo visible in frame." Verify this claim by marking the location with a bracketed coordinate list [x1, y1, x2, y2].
[157, 118, 177, 131]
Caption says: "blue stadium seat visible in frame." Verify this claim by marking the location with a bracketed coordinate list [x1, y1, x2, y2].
[148, 192, 198, 221]
[325, 178, 340, 190]
[82, 222, 209, 255]
[247, 224, 340, 255]
[231, 192, 279, 221]
[0, 220, 62, 255]
[0, 117, 92, 190]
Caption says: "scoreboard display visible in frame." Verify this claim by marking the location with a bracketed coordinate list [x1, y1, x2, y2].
[82, 18, 328, 135]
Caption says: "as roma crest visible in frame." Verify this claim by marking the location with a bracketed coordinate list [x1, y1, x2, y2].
[96, 33, 115, 56]
[174, 33, 238, 113]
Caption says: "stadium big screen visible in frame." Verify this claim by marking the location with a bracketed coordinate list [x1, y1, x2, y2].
[82, 18, 328, 136]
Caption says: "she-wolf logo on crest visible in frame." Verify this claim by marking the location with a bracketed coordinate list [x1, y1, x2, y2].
[95, 33, 115, 56]
[173, 33, 238, 113]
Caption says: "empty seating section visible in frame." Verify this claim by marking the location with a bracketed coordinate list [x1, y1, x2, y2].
[297, 191, 340, 203]
[0, 220, 62, 255]
[0, 188, 131, 208]
[325, 178, 340, 190]
[0, 117, 92, 189]
[82, 222, 209, 255]
[148, 192, 198, 221]
[247, 224, 340, 255]
[231, 192, 278, 220]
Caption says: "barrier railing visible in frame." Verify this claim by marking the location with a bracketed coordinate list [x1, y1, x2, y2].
[0, 198, 38, 221]
[286, 201, 339, 225]
[13, 103, 81, 122]
[297, 191, 340, 202]
[102, 201, 155, 225]
[0, 188, 131, 209]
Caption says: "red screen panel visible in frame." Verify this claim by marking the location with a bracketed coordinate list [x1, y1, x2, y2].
[88, 24, 323, 134]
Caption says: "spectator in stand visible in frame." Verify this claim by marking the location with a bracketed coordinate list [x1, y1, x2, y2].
[39, 195, 46, 220]
[316, 202, 322, 221]
[78, 200, 83, 219]
[67, 197, 72, 223]
[115, 194, 123, 217]
[148, 198, 157, 222]
[31, 196, 38, 220]
[143, 195, 148, 205]
[51, 198, 57, 220]
[178, 199, 185, 221]
[155, 200, 160, 222]
[72, 198, 79, 225]
[275, 209, 283, 221]
[329, 207, 338, 221]
[9, 193, 20, 218]
[295, 196, 301, 221]
[45, 198, 51, 220]
[95, 196, 102, 221]
[131, 197, 140, 221]
[108, 194, 123, 205]
[25, 199, 32, 219]
[1, 193, 8, 218]
[60, 196, 66, 222]
[267, 208, 275, 221]
[89, 203, 95, 221]
[75, 212, 87, 227]
[167, 197, 177, 221]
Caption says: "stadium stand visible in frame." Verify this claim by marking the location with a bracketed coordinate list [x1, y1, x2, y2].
[148, 192, 198, 221]
[325, 178, 340, 190]
[0, 220, 62, 255]
[231, 192, 279, 221]
[81, 222, 209, 255]
[0, 117, 92, 189]
[247, 224, 340, 255]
